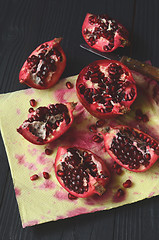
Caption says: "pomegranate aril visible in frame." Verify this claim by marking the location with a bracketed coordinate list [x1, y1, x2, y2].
[43, 172, 50, 179]
[30, 174, 39, 181]
[68, 193, 78, 200]
[116, 167, 123, 175]
[96, 119, 105, 128]
[123, 179, 132, 188]
[45, 148, 53, 155]
[89, 124, 97, 133]
[66, 81, 74, 89]
[57, 170, 64, 177]
[28, 107, 34, 113]
[92, 134, 103, 143]
[29, 99, 37, 107]
[116, 188, 125, 198]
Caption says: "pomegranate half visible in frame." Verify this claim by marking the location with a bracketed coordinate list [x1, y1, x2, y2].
[55, 146, 110, 198]
[19, 38, 66, 89]
[103, 125, 159, 172]
[76, 60, 137, 119]
[82, 13, 129, 52]
[17, 102, 76, 145]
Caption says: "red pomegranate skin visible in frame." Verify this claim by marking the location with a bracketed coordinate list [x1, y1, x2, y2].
[17, 102, 76, 145]
[103, 125, 159, 172]
[55, 146, 111, 198]
[19, 38, 66, 89]
[76, 60, 137, 119]
[82, 13, 129, 52]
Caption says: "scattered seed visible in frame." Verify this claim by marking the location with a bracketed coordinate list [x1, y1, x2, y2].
[30, 174, 39, 181]
[66, 81, 74, 89]
[96, 119, 105, 128]
[92, 134, 103, 143]
[123, 179, 132, 188]
[28, 107, 35, 113]
[45, 148, 53, 155]
[116, 188, 125, 198]
[29, 99, 37, 107]
[43, 172, 50, 179]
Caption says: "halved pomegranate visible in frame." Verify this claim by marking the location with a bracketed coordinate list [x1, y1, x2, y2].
[19, 38, 66, 89]
[82, 13, 129, 52]
[55, 146, 110, 198]
[17, 102, 76, 145]
[76, 60, 137, 119]
[103, 125, 159, 172]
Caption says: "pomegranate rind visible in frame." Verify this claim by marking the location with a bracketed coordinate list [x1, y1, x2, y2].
[103, 126, 159, 172]
[17, 102, 75, 145]
[82, 13, 129, 53]
[19, 38, 66, 89]
[55, 146, 110, 198]
[76, 60, 137, 119]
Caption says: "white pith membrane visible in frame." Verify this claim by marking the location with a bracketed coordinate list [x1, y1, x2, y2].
[57, 148, 107, 195]
[28, 46, 61, 85]
[84, 14, 125, 50]
[22, 113, 64, 140]
[105, 128, 159, 171]
[83, 63, 135, 114]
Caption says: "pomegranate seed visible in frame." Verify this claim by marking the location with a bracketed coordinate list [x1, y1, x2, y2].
[116, 167, 123, 175]
[96, 119, 105, 128]
[29, 99, 37, 107]
[92, 134, 103, 143]
[43, 172, 50, 179]
[123, 179, 132, 188]
[116, 188, 125, 198]
[89, 124, 97, 133]
[30, 174, 39, 181]
[57, 170, 64, 176]
[28, 107, 34, 113]
[68, 193, 78, 200]
[45, 148, 53, 155]
[66, 81, 73, 89]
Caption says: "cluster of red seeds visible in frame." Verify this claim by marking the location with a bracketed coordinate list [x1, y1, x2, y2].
[57, 147, 108, 194]
[27, 103, 70, 142]
[110, 127, 159, 170]
[27, 44, 62, 86]
[83, 14, 126, 51]
[78, 62, 135, 114]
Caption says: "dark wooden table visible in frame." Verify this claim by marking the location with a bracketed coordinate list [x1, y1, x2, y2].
[0, 0, 159, 239]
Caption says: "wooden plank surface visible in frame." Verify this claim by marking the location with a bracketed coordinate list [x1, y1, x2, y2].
[0, 0, 159, 239]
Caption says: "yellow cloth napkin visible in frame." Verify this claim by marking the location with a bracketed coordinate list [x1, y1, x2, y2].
[1, 72, 159, 228]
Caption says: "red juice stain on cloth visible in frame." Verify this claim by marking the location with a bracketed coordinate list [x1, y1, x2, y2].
[67, 207, 88, 218]
[36, 152, 50, 165]
[15, 154, 25, 164]
[24, 88, 35, 95]
[23, 220, 39, 228]
[39, 180, 56, 190]
[14, 187, 21, 196]
[15, 154, 37, 170]
[54, 190, 71, 201]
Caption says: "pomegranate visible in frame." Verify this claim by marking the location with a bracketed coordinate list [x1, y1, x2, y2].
[82, 13, 129, 52]
[17, 102, 76, 145]
[76, 60, 137, 119]
[19, 38, 66, 89]
[55, 146, 110, 198]
[103, 125, 159, 172]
